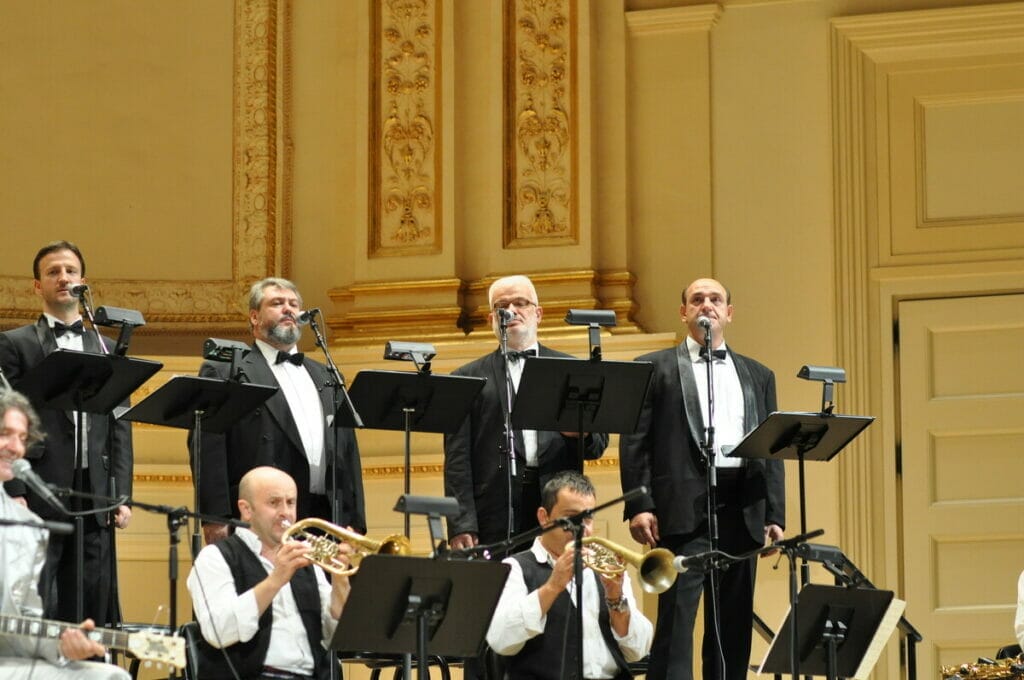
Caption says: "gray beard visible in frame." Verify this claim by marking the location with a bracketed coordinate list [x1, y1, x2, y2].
[268, 322, 301, 346]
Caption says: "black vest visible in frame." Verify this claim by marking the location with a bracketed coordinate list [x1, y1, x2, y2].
[194, 534, 333, 680]
[502, 551, 631, 680]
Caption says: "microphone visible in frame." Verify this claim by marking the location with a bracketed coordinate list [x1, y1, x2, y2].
[497, 308, 516, 325]
[672, 550, 716, 573]
[298, 308, 320, 325]
[11, 459, 66, 513]
[69, 284, 89, 298]
[697, 316, 712, 330]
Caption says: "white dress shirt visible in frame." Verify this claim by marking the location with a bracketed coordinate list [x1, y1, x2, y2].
[686, 336, 745, 469]
[45, 313, 88, 469]
[486, 538, 653, 678]
[507, 343, 539, 467]
[255, 340, 327, 493]
[186, 528, 338, 675]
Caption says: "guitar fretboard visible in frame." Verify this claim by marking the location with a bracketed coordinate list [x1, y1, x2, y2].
[0, 614, 129, 651]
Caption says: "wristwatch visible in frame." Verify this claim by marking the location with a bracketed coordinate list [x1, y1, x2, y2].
[605, 596, 629, 613]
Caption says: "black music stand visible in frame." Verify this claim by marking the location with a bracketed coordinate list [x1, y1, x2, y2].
[119, 375, 277, 630]
[15, 348, 163, 417]
[14, 349, 163, 622]
[510, 356, 653, 468]
[728, 410, 873, 585]
[336, 370, 485, 536]
[759, 584, 905, 680]
[332, 554, 509, 680]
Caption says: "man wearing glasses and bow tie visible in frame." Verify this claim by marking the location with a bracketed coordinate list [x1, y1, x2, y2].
[193, 277, 365, 546]
[0, 240, 134, 628]
[619, 277, 785, 680]
[444, 275, 609, 556]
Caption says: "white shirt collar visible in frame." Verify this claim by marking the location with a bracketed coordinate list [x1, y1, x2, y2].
[685, 335, 728, 362]
[254, 338, 296, 364]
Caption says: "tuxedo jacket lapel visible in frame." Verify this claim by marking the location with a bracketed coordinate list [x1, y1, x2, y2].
[732, 354, 766, 432]
[487, 350, 525, 467]
[243, 348, 305, 456]
[675, 343, 706, 451]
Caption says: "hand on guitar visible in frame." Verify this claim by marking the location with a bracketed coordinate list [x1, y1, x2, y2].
[59, 619, 106, 661]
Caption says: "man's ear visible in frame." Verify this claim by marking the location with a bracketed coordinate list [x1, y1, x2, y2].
[238, 499, 251, 519]
[537, 506, 548, 526]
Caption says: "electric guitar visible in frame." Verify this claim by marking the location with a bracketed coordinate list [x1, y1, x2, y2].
[0, 614, 185, 670]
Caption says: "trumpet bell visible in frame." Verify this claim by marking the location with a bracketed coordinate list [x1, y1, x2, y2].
[581, 536, 677, 595]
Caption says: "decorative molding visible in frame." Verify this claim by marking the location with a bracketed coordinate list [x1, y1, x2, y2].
[0, 0, 286, 334]
[369, 0, 442, 257]
[596, 269, 641, 333]
[327, 276, 465, 345]
[504, 0, 579, 248]
[625, 3, 721, 35]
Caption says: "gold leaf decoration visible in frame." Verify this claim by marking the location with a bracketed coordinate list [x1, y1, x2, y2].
[371, 0, 441, 256]
[505, 0, 577, 247]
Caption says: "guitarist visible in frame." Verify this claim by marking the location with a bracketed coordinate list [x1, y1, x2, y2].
[0, 389, 129, 679]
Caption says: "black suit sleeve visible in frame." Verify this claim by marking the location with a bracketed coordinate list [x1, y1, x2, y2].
[618, 360, 657, 520]
[760, 370, 785, 529]
[334, 423, 366, 534]
[188, 360, 233, 518]
[443, 372, 478, 538]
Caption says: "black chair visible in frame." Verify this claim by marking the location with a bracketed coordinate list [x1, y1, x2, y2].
[996, 643, 1022, 660]
[178, 621, 203, 680]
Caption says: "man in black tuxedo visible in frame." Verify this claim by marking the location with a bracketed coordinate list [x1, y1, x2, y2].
[194, 277, 365, 545]
[444, 274, 608, 553]
[0, 240, 134, 626]
[619, 277, 785, 680]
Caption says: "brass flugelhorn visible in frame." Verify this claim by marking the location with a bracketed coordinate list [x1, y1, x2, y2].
[581, 536, 677, 594]
[281, 517, 410, 576]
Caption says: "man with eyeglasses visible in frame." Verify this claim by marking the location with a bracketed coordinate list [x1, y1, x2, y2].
[443, 275, 609, 555]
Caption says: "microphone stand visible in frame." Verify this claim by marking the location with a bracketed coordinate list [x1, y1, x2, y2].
[77, 287, 109, 356]
[676, 530, 825, 680]
[305, 309, 362, 529]
[497, 309, 517, 542]
[699, 322, 725, 680]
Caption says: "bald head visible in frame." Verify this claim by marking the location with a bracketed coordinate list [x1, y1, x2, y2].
[239, 466, 296, 503]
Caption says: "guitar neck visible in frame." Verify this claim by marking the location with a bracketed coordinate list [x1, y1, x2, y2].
[0, 614, 129, 651]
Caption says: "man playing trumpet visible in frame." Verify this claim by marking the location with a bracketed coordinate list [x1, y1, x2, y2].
[486, 471, 653, 680]
[186, 466, 353, 680]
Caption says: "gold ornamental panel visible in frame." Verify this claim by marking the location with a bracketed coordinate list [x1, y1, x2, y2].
[370, 0, 443, 257]
[0, 0, 284, 334]
[504, 0, 579, 248]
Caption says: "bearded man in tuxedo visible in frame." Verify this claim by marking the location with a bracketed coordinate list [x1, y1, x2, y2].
[193, 277, 365, 545]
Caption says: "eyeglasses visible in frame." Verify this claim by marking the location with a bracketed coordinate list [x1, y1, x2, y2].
[492, 297, 537, 312]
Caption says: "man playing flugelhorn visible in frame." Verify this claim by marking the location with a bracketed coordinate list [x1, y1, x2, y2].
[186, 466, 353, 680]
[486, 471, 653, 680]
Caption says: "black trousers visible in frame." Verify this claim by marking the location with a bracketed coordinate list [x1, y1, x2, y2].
[42, 522, 114, 625]
[646, 474, 763, 680]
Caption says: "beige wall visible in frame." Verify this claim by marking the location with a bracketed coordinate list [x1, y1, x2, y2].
[2, 1, 1023, 678]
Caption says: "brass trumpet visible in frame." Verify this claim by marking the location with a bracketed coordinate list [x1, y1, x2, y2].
[281, 517, 410, 576]
[581, 536, 677, 595]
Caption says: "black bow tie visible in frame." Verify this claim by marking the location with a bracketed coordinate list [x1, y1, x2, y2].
[505, 348, 537, 362]
[699, 347, 727, 361]
[52, 320, 85, 338]
[275, 351, 304, 366]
